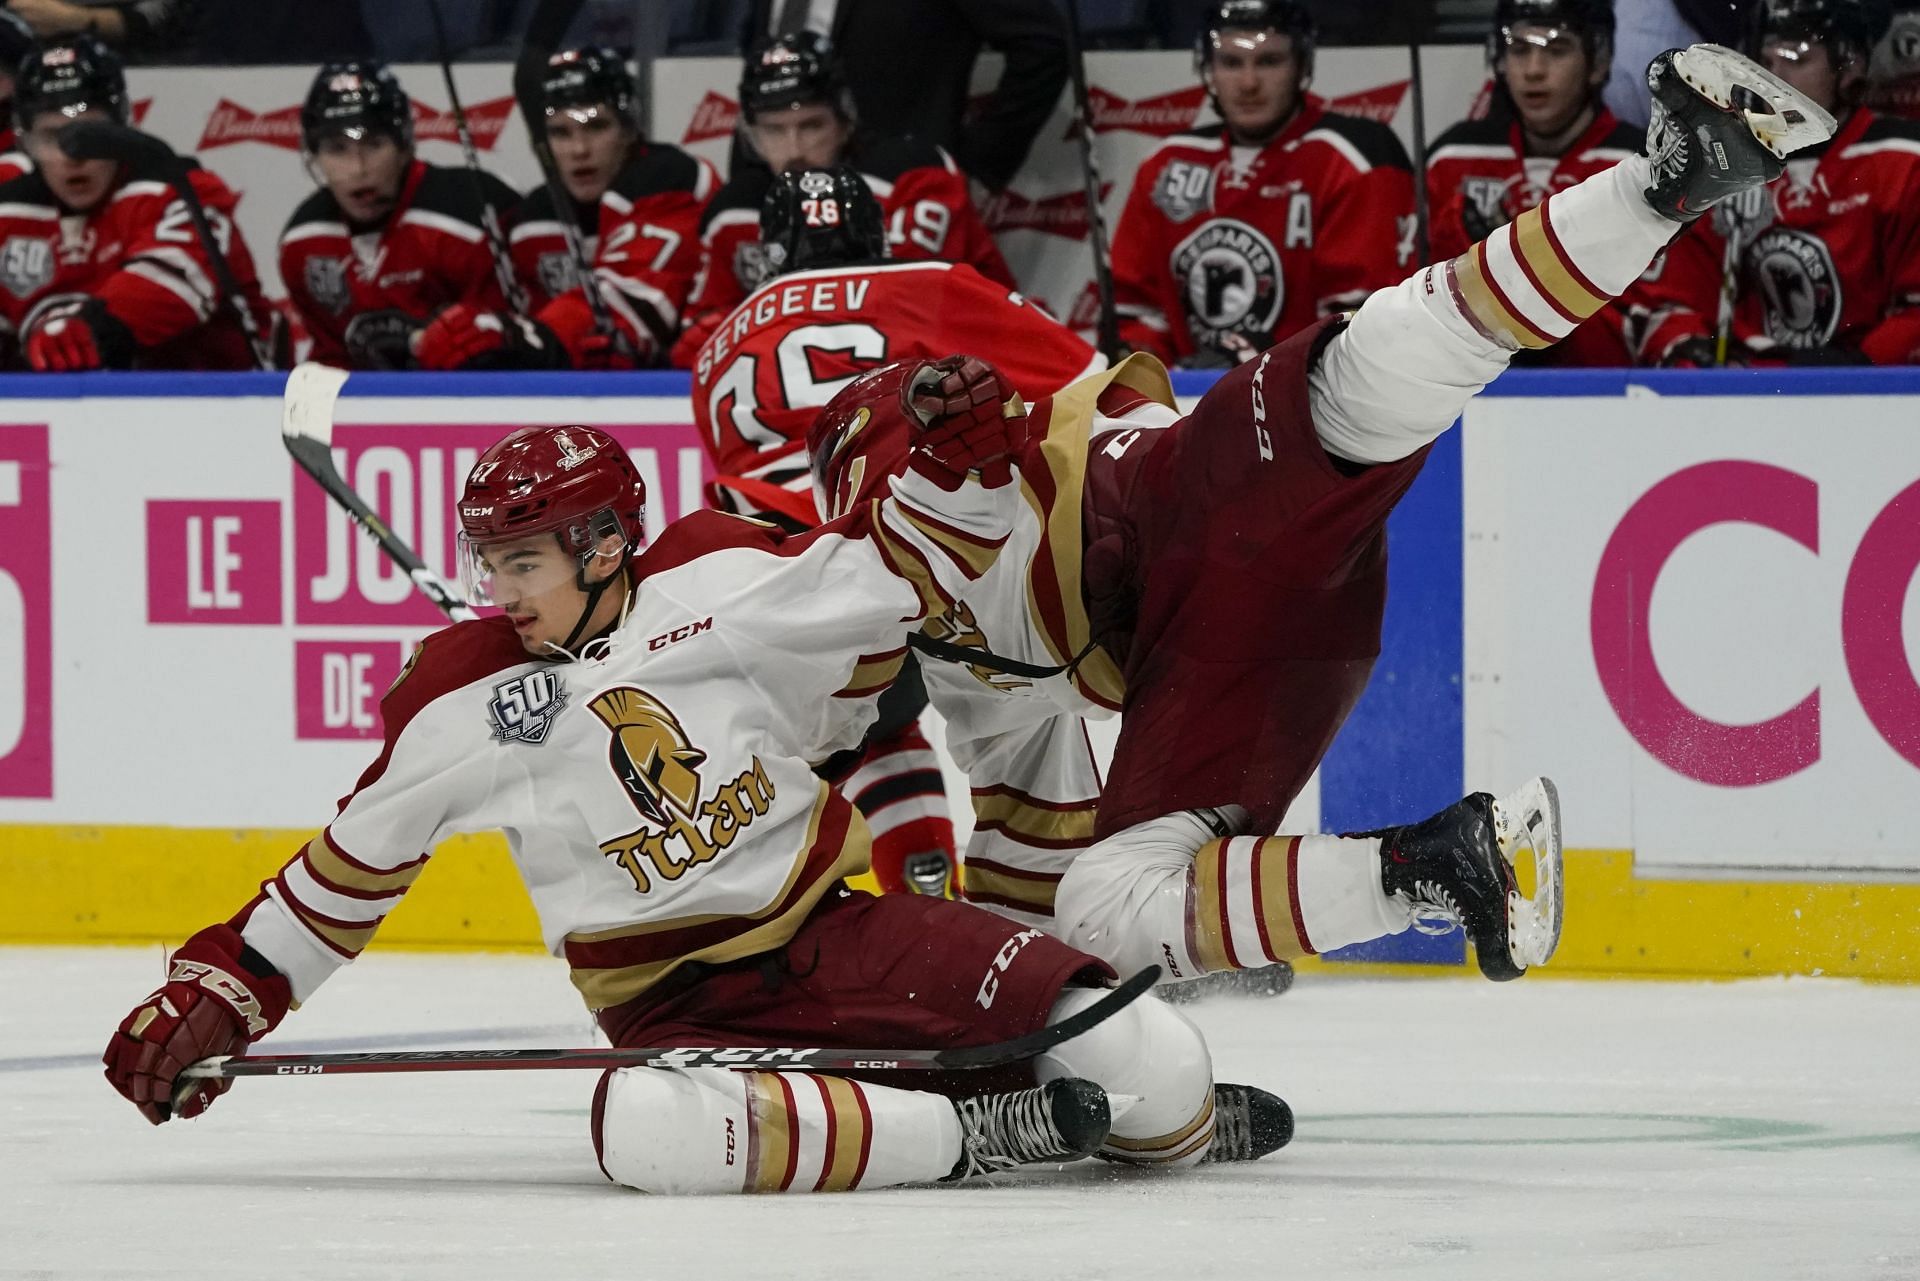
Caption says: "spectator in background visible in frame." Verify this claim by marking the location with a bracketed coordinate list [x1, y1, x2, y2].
[740, 0, 1066, 193]
[280, 61, 520, 370]
[0, 38, 272, 370]
[1428, 0, 1645, 365]
[1108, 0, 1414, 367]
[1604, 0, 1753, 126]
[0, 9, 35, 174]
[3, 0, 199, 57]
[415, 46, 717, 371]
[673, 32, 1015, 368]
[1866, 1, 1920, 114]
[1636, 0, 1920, 364]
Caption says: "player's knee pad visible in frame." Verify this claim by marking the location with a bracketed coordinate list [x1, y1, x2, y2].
[1037, 985, 1215, 1166]
[1054, 811, 1215, 979]
[592, 1066, 752, 1194]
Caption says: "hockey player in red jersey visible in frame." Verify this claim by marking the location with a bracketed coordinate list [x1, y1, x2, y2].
[0, 39, 273, 371]
[810, 48, 1834, 990]
[1638, 0, 1920, 365]
[100, 419, 1287, 1186]
[1109, 0, 1416, 367]
[1427, 0, 1648, 366]
[692, 166, 1098, 900]
[278, 61, 520, 370]
[0, 11, 37, 183]
[694, 166, 1100, 522]
[670, 32, 1016, 369]
[415, 47, 717, 371]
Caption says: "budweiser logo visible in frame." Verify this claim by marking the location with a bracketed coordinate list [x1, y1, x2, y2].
[982, 183, 1112, 238]
[682, 91, 738, 145]
[198, 96, 516, 152]
[1072, 85, 1208, 139]
[1325, 81, 1409, 126]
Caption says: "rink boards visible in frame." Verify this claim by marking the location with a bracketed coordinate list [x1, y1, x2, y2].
[0, 367, 1916, 978]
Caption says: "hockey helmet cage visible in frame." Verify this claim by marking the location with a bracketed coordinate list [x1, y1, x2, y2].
[760, 165, 889, 278]
[1195, 0, 1317, 78]
[301, 60, 414, 152]
[741, 31, 855, 123]
[16, 37, 129, 130]
[540, 45, 637, 126]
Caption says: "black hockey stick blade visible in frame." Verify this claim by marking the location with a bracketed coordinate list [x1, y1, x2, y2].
[180, 965, 1160, 1081]
[280, 363, 479, 623]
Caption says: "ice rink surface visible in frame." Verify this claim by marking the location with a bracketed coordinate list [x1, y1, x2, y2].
[6, 947, 1917, 1281]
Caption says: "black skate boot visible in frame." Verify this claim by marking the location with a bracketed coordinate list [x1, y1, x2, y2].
[1361, 777, 1564, 982]
[1200, 1083, 1294, 1164]
[945, 1077, 1112, 1180]
[1642, 43, 1835, 223]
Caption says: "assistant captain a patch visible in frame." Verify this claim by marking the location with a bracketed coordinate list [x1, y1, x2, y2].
[488, 669, 569, 744]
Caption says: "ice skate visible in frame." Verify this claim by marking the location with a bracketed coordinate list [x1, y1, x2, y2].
[946, 1077, 1112, 1179]
[1362, 777, 1564, 982]
[1199, 1083, 1294, 1164]
[1642, 43, 1836, 222]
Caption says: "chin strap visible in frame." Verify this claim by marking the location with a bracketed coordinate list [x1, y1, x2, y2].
[543, 545, 636, 662]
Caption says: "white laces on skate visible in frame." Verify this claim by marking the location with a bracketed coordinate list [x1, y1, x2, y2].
[1405, 880, 1467, 938]
[955, 1087, 1069, 1176]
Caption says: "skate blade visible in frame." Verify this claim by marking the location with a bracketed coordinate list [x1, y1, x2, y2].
[1672, 44, 1836, 158]
[1492, 776, 1564, 971]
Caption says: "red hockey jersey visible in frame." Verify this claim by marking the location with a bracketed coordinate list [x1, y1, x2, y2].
[0, 159, 270, 369]
[1426, 109, 1644, 366]
[1109, 97, 1415, 364]
[1636, 108, 1920, 364]
[507, 141, 717, 366]
[690, 259, 1101, 515]
[673, 135, 1016, 369]
[279, 160, 519, 370]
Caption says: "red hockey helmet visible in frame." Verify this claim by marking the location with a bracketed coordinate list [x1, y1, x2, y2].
[457, 425, 646, 606]
[806, 363, 920, 521]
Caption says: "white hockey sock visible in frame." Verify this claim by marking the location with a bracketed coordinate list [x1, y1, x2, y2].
[1038, 987, 1216, 1167]
[593, 1066, 961, 1194]
[1311, 154, 1677, 466]
[1291, 833, 1417, 953]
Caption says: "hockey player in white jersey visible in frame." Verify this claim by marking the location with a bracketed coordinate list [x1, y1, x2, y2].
[101, 413, 1257, 1187]
[807, 48, 1834, 988]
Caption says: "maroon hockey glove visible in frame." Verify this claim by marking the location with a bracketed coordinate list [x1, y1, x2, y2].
[103, 924, 291, 1125]
[25, 298, 135, 372]
[901, 356, 1028, 490]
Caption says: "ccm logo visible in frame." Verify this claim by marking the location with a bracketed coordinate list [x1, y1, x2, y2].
[1250, 351, 1273, 461]
[977, 928, 1045, 1009]
[274, 1065, 325, 1075]
[725, 1116, 736, 1166]
[649, 616, 714, 651]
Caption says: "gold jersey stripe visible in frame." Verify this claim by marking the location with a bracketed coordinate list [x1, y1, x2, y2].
[970, 790, 1097, 846]
[1512, 204, 1608, 323]
[813, 1075, 870, 1192]
[287, 903, 378, 958]
[1187, 853, 1234, 973]
[305, 836, 424, 896]
[745, 1072, 795, 1193]
[1102, 1090, 1217, 1156]
[895, 506, 1005, 579]
[963, 861, 1060, 912]
[872, 509, 952, 621]
[836, 648, 907, 700]
[1454, 240, 1555, 350]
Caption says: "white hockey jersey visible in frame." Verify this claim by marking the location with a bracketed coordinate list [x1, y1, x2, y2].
[233, 469, 1016, 1012]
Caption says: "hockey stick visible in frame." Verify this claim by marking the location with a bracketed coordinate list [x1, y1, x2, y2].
[181, 964, 1160, 1081]
[425, 0, 531, 317]
[1059, 0, 1121, 362]
[1407, 40, 1432, 267]
[281, 361, 479, 623]
[58, 120, 275, 370]
[510, 0, 633, 358]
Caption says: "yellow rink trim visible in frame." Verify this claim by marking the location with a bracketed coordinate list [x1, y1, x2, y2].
[0, 825, 883, 952]
[2, 828, 1915, 980]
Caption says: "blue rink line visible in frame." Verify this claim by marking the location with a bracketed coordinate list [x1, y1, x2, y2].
[2, 364, 1920, 400]
[0, 1024, 584, 1074]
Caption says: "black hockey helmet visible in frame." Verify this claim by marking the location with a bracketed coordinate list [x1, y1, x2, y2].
[540, 45, 637, 125]
[301, 60, 414, 152]
[1490, 0, 1617, 63]
[15, 37, 128, 130]
[1195, 0, 1317, 78]
[0, 9, 37, 77]
[741, 31, 855, 123]
[760, 166, 888, 277]
[1752, 0, 1893, 66]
